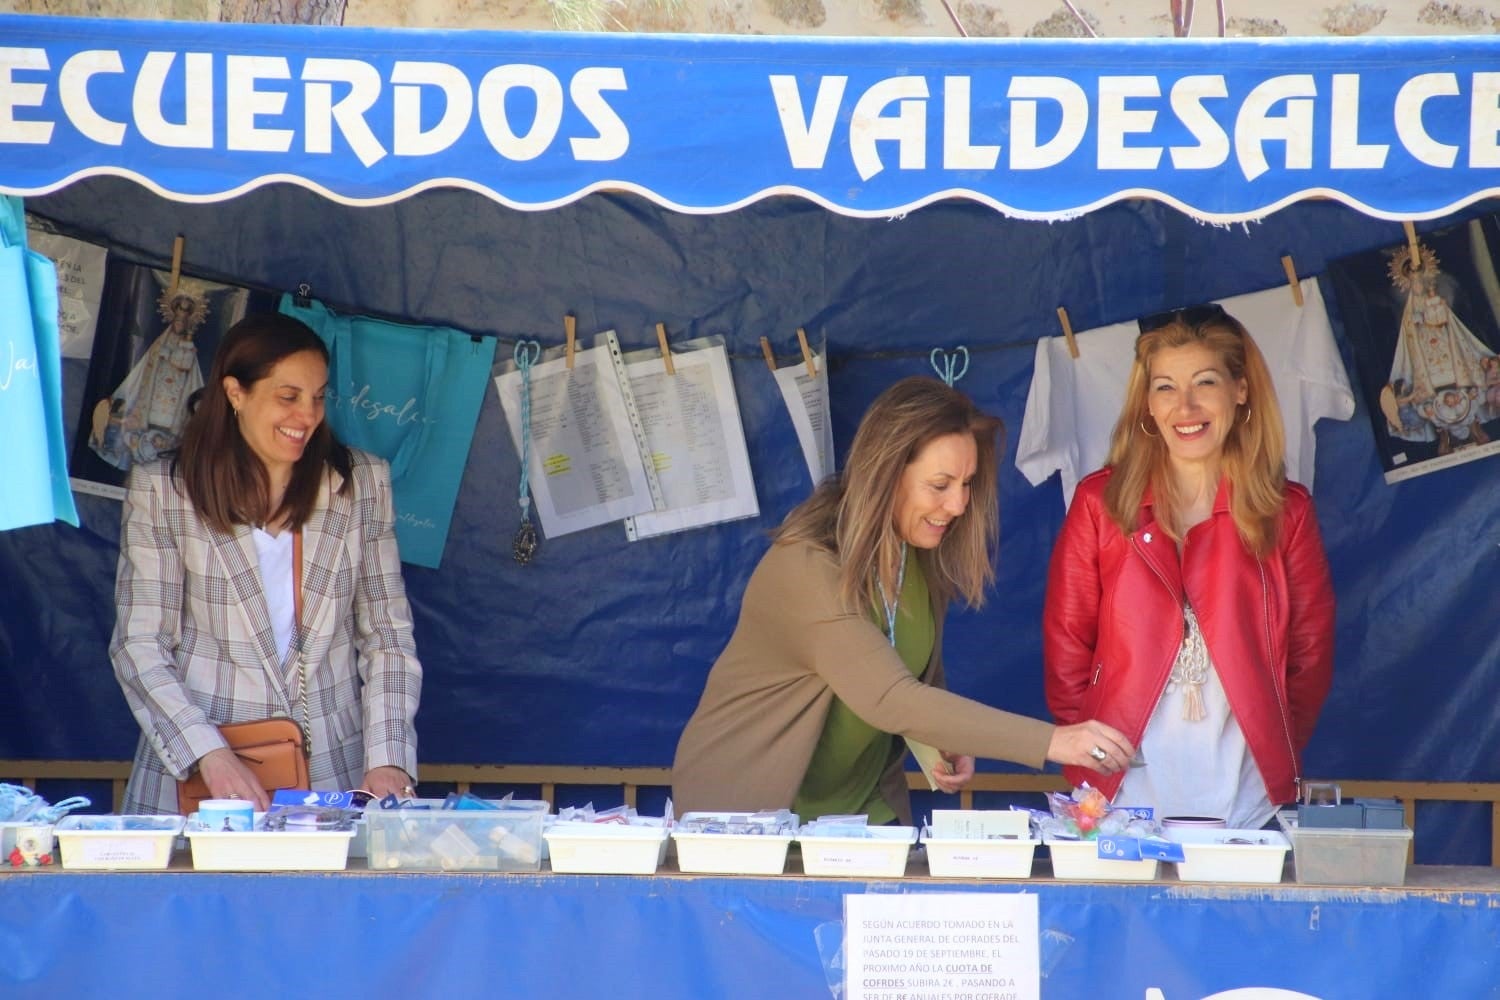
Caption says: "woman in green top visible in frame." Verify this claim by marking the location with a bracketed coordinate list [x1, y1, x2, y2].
[672, 377, 1133, 823]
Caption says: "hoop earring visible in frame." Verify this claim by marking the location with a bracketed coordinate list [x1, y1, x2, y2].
[1241, 405, 1252, 425]
[1139, 419, 1159, 438]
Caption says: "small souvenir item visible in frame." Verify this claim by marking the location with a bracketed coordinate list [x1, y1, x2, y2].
[512, 339, 542, 564]
[10, 824, 54, 866]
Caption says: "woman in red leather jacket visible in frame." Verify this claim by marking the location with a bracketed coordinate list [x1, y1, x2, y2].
[1042, 305, 1335, 829]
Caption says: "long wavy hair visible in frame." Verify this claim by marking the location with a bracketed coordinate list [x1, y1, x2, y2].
[775, 376, 1003, 611]
[1103, 307, 1286, 556]
[172, 313, 351, 534]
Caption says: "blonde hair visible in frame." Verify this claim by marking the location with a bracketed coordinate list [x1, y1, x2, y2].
[1103, 308, 1287, 556]
[775, 376, 1003, 610]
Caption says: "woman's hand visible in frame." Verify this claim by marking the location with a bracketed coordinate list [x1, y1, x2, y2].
[196, 747, 271, 811]
[932, 752, 975, 794]
[1046, 720, 1135, 773]
[363, 765, 414, 800]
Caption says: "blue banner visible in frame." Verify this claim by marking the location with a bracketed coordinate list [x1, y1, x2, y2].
[2, 15, 1499, 222]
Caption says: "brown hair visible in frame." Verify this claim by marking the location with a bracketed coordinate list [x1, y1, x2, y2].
[775, 375, 1003, 611]
[1103, 308, 1287, 555]
[171, 313, 350, 533]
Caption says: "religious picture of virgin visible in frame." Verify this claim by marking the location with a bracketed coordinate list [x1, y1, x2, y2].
[1328, 215, 1500, 484]
[68, 260, 273, 497]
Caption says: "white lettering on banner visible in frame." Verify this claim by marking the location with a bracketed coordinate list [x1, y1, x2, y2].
[769, 74, 846, 169]
[943, 76, 1000, 171]
[1234, 74, 1315, 180]
[1007, 75, 1088, 169]
[226, 54, 293, 152]
[1330, 74, 1388, 169]
[1, 340, 38, 392]
[1168, 75, 1230, 169]
[1394, 72, 1459, 168]
[850, 76, 928, 179]
[569, 66, 629, 161]
[392, 61, 473, 157]
[0, 48, 53, 144]
[134, 52, 214, 148]
[59, 50, 125, 146]
[1098, 75, 1161, 170]
[1470, 72, 1500, 168]
[770, 70, 1497, 182]
[302, 57, 386, 167]
[477, 64, 564, 161]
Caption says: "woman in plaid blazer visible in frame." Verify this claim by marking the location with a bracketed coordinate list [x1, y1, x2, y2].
[110, 313, 422, 814]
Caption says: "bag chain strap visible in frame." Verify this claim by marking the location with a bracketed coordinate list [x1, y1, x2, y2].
[292, 529, 311, 758]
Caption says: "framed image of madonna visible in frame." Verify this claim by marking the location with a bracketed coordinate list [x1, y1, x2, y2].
[1328, 215, 1500, 484]
[68, 259, 272, 498]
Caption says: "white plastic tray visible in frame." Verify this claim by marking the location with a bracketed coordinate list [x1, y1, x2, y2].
[1164, 827, 1289, 883]
[797, 826, 916, 878]
[185, 814, 355, 871]
[672, 811, 797, 875]
[54, 816, 184, 870]
[543, 823, 669, 875]
[921, 828, 1038, 879]
[1045, 837, 1159, 881]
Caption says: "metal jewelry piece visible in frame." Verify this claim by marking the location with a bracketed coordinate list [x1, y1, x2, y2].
[1088, 745, 1108, 763]
[513, 518, 538, 565]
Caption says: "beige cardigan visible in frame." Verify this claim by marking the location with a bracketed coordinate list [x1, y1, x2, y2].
[671, 539, 1055, 824]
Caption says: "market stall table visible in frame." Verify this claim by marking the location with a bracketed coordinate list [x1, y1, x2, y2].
[4, 855, 1497, 997]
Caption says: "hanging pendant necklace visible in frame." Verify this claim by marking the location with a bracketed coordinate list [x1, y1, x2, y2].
[878, 542, 908, 649]
[512, 339, 542, 565]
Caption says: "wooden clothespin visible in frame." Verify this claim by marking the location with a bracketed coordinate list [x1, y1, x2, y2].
[1402, 220, 1421, 263]
[795, 327, 817, 377]
[1056, 306, 1079, 359]
[759, 336, 777, 372]
[564, 313, 577, 370]
[1280, 255, 1304, 307]
[168, 234, 185, 297]
[655, 322, 676, 375]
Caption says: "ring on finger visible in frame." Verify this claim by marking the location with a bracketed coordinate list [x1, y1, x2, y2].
[1088, 745, 1108, 763]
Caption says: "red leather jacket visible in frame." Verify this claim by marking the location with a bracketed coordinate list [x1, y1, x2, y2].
[1043, 468, 1335, 804]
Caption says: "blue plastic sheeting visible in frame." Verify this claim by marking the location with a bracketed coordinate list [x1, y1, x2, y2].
[3, 870, 1499, 998]
[4, 15, 1500, 222]
[4, 180, 1500, 863]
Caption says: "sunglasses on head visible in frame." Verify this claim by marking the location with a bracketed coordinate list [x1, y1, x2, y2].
[1137, 302, 1228, 337]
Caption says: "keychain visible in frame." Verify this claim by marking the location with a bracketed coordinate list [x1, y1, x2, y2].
[513, 339, 542, 564]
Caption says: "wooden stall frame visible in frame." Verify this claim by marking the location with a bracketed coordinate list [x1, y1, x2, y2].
[3, 761, 1492, 865]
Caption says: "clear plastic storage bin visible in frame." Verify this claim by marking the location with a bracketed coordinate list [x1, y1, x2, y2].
[364, 798, 548, 872]
[1277, 811, 1412, 886]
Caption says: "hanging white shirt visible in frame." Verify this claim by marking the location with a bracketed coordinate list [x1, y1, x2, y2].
[252, 526, 296, 665]
[1016, 279, 1355, 508]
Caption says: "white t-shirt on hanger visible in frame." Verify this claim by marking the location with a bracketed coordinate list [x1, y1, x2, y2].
[1016, 279, 1355, 508]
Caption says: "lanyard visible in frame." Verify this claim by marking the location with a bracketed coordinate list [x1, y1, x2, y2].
[878, 542, 908, 649]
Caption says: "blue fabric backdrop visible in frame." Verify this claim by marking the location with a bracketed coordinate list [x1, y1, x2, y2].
[3, 179, 1498, 862]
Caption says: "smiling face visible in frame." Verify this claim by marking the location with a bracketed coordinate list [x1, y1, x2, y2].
[223, 349, 327, 480]
[1145, 342, 1247, 469]
[891, 432, 977, 549]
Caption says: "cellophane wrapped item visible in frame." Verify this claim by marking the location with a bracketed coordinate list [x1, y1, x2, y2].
[1038, 786, 1155, 841]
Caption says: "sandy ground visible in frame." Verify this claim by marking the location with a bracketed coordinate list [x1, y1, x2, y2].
[4, 0, 1498, 35]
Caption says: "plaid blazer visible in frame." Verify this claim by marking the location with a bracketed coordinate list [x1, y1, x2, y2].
[110, 450, 422, 814]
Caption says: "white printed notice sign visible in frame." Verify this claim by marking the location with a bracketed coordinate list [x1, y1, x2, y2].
[844, 892, 1039, 1000]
